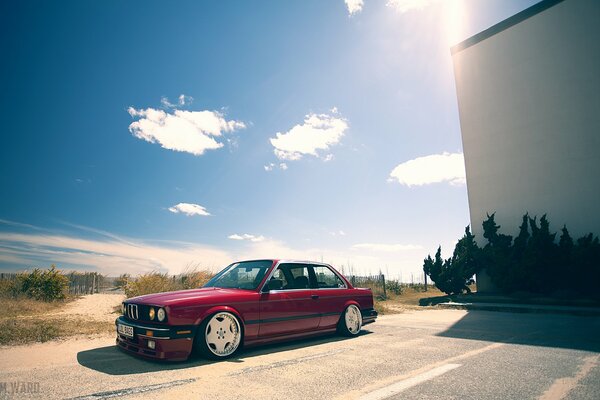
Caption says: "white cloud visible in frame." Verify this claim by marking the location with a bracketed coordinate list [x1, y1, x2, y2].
[330, 230, 346, 236]
[0, 225, 231, 275]
[269, 111, 348, 161]
[127, 103, 245, 156]
[345, 0, 364, 15]
[389, 152, 466, 187]
[178, 94, 193, 106]
[264, 162, 288, 172]
[228, 234, 265, 242]
[168, 203, 211, 217]
[386, 0, 435, 13]
[160, 94, 194, 109]
[352, 243, 423, 252]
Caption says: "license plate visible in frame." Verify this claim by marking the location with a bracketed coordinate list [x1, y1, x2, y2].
[118, 323, 134, 338]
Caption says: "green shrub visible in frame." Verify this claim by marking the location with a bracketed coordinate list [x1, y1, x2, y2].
[423, 226, 481, 295]
[17, 265, 69, 301]
[426, 213, 600, 298]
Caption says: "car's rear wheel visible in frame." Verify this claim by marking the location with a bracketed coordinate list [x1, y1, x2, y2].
[194, 311, 242, 360]
[337, 304, 362, 337]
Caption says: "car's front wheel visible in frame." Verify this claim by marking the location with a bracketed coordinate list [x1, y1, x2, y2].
[194, 311, 242, 360]
[337, 304, 362, 337]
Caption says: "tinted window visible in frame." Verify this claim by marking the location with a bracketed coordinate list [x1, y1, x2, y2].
[313, 265, 346, 288]
[204, 260, 271, 290]
[268, 263, 310, 290]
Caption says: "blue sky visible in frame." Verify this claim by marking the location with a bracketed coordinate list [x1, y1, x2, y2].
[0, 0, 539, 279]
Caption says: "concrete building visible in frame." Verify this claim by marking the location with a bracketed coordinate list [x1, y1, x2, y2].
[452, 0, 600, 291]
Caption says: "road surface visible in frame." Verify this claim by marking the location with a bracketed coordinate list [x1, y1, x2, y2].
[1, 309, 599, 400]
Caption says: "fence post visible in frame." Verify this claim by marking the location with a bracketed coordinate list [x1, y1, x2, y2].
[381, 273, 387, 299]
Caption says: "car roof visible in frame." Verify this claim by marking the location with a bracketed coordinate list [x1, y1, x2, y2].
[235, 259, 332, 267]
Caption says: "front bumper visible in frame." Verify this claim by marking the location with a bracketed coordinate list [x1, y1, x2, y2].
[115, 316, 196, 361]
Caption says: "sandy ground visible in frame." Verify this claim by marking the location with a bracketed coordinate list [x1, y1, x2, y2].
[57, 293, 125, 322]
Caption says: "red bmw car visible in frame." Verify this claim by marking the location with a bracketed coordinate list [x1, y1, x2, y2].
[115, 259, 377, 361]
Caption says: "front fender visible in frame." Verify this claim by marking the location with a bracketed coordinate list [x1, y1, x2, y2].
[195, 305, 244, 327]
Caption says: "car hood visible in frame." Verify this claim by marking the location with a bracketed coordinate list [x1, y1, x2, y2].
[127, 287, 255, 307]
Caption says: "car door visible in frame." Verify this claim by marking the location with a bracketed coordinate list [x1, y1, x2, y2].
[310, 264, 349, 329]
[258, 263, 320, 337]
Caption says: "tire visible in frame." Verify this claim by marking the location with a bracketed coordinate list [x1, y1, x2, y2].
[337, 304, 362, 337]
[193, 311, 242, 360]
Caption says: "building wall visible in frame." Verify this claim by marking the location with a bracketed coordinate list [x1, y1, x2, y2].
[452, 0, 600, 292]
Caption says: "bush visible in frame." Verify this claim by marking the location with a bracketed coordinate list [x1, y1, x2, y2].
[423, 227, 481, 295]
[124, 269, 215, 298]
[124, 272, 175, 298]
[426, 213, 600, 298]
[114, 274, 130, 289]
[17, 265, 69, 301]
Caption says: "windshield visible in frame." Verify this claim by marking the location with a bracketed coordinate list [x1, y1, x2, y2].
[203, 260, 273, 290]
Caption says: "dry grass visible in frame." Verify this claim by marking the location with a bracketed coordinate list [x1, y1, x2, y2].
[374, 286, 448, 314]
[3, 296, 67, 318]
[0, 295, 115, 346]
[0, 316, 113, 345]
[124, 269, 214, 298]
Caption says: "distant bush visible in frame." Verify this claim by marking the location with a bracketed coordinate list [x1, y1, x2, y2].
[17, 265, 69, 301]
[385, 279, 403, 296]
[177, 268, 213, 290]
[114, 274, 130, 289]
[125, 268, 215, 298]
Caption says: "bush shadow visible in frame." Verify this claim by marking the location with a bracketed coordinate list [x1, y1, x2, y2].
[77, 330, 372, 375]
[436, 310, 600, 352]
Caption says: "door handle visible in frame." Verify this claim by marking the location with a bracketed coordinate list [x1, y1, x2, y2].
[311, 294, 319, 300]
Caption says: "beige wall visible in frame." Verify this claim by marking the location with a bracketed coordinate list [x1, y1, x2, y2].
[452, 0, 600, 291]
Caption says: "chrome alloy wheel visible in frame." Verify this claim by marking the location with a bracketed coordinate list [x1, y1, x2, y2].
[205, 312, 241, 357]
[345, 304, 362, 335]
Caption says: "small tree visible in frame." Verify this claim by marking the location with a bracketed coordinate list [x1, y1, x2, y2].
[481, 213, 513, 291]
[423, 227, 481, 295]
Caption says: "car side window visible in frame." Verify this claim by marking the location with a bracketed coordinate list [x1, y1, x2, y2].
[269, 263, 310, 290]
[313, 265, 346, 289]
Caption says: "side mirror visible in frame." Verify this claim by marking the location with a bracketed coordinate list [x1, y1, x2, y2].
[264, 279, 283, 292]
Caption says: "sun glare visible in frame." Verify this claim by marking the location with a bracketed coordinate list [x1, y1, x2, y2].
[441, 0, 468, 47]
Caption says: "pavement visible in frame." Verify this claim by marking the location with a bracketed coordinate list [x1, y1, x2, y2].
[437, 301, 600, 316]
[1, 309, 599, 400]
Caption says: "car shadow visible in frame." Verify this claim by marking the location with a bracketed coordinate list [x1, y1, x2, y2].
[77, 330, 372, 375]
[436, 310, 600, 352]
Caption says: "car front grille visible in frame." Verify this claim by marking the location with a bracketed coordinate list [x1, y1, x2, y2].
[127, 303, 139, 319]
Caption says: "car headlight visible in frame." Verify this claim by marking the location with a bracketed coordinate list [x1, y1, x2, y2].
[121, 303, 126, 315]
[157, 308, 166, 322]
[149, 307, 155, 320]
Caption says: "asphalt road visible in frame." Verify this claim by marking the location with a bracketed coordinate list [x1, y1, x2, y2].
[1, 309, 599, 400]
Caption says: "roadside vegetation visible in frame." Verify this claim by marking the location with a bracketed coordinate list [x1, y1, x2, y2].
[120, 268, 214, 298]
[423, 213, 600, 299]
[0, 266, 113, 345]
